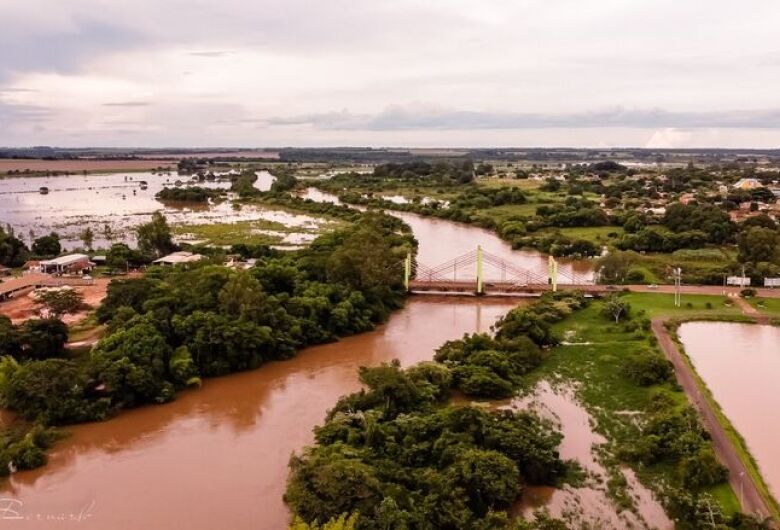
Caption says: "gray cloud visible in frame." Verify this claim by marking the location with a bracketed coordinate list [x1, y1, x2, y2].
[0, 15, 147, 81]
[268, 106, 780, 131]
[187, 51, 234, 58]
[102, 101, 152, 107]
[0, 101, 51, 123]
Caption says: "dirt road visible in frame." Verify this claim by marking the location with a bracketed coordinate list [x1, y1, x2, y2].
[651, 318, 773, 520]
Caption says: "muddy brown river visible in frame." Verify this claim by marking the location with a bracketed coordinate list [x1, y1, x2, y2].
[678, 322, 780, 501]
[2, 297, 519, 528]
[0, 186, 606, 528]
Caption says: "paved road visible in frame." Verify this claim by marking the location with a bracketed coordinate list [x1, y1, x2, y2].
[651, 318, 773, 520]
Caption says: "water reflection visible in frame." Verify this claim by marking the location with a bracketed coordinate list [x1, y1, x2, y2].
[0, 171, 276, 249]
[679, 322, 780, 500]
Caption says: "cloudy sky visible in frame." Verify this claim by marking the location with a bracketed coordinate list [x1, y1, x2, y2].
[1, 0, 780, 148]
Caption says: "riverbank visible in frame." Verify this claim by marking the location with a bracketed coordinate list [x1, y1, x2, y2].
[0, 297, 520, 529]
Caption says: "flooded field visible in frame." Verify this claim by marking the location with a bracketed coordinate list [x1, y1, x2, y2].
[512, 382, 672, 529]
[0, 171, 336, 249]
[678, 322, 780, 500]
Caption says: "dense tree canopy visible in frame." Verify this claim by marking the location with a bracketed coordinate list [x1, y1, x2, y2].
[31, 232, 61, 258]
[0, 213, 413, 428]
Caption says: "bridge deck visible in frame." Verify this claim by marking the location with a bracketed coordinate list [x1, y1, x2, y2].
[408, 280, 604, 295]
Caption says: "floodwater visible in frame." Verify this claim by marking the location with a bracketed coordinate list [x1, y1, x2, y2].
[678, 322, 780, 500]
[0, 171, 289, 249]
[300, 187, 594, 283]
[0, 183, 604, 529]
[1, 297, 520, 529]
[512, 382, 672, 530]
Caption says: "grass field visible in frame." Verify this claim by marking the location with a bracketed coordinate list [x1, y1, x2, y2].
[173, 219, 304, 246]
[747, 297, 780, 318]
[620, 292, 745, 318]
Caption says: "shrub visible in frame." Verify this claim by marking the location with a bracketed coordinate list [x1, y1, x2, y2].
[623, 350, 674, 386]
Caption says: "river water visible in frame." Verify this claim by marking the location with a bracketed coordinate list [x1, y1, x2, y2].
[678, 322, 780, 501]
[0, 185, 606, 528]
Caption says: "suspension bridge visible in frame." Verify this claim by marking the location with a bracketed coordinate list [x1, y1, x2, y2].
[404, 246, 601, 296]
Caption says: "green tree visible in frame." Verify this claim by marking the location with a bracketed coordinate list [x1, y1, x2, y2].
[34, 289, 85, 319]
[737, 226, 780, 264]
[136, 212, 175, 257]
[90, 320, 174, 405]
[326, 222, 403, 292]
[80, 227, 95, 250]
[0, 226, 30, 267]
[32, 232, 61, 257]
[602, 295, 630, 323]
[18, 319, 69, 360]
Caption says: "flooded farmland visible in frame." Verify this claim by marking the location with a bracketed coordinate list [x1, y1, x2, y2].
[0, 171, 335, 249]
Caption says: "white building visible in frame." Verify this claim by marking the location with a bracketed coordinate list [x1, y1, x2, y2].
[152, 251, 204, 266]
[40, 254, 93, 274]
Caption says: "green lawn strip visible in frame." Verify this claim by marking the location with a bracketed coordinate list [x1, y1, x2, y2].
[519, 295, 749, 517]
[621, 292, 745, 318]
[667, 318, 780, 521]
[473, 203, 548, 223]
[556, 226, 624, 242]
[746, 297, 780, 320]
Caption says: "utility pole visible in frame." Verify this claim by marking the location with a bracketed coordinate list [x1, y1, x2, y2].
[476, 245, 484, 295]
[674, 267, 682, 307]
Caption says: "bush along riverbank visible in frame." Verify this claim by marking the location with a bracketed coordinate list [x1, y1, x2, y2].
[285, 293, 589, 529]
[0, 211, 414, 476]
[286, 292, 772, 529]
[326, 185, 603, 260]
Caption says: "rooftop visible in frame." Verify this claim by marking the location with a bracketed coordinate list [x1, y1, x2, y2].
[153, 251, 204, 265]
[40, 254, 90, 266]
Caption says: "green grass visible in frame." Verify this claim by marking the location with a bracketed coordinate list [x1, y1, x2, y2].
[747, 297, 780, 318]
[620, 292, 744, 318]
[173, 220, 289, 246]
[521, 295, 744, 518]
[474, 203, 549, 223]
[556, 226, 623, 241]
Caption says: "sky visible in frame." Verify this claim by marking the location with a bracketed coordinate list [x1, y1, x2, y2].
[1, 0, 780, 149]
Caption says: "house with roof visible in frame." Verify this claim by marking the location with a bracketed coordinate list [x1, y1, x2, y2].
[733, 178, 762, 190]
[152, 251, 204, 266]
[40, 254, 94, 275]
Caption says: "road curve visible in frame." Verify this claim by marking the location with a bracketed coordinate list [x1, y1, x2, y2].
[651, 318, 773, 520]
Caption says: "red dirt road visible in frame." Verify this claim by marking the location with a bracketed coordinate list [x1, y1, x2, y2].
[652, 318, 773, 520]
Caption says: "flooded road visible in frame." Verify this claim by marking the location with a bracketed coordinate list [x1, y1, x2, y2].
[2, 298, 519, 529]
[678, 322, 780, 500]
[0, 171, 279, 249]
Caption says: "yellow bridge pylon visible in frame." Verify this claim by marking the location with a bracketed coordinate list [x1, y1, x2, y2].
[548, 255, 558, 292]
